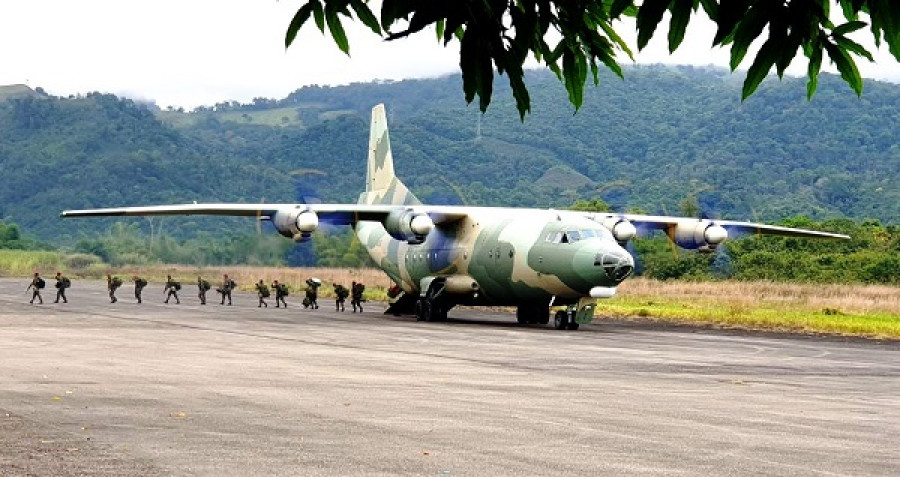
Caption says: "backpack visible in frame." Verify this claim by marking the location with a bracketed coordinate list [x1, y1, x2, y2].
[229, 279, 237, 290]
[62, 277, 71, 288]
[111, 277, 123, 288]
[279, 284, 289, 296]
[136, 278, 148, 288]
[259, 286, 270, 298]
[337, 287, 349, 299]
[173, 282, 182, 291]
[36, 278, 45, 289]
[201, 280, 211, 291]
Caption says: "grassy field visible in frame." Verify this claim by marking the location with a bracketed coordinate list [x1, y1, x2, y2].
[2, 253, 897, 339]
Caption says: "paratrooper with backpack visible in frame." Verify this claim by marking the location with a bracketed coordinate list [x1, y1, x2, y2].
[27, 272, 45, 304]
[272, 280, 288, 308]
[256, 279, 270, 308]
[54, 272, 70, 303]
[133, 275, 148, 303]
[164, 275, 181, 304]
[198, 276, 211, 305]
[107, 273, 123, 303]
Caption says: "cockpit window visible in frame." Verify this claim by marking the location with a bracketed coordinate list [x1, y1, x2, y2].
[549, 227, 609, 244]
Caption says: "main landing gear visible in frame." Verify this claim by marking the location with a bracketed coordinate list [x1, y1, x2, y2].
[415, 281, 450, 322]
[553, 309, 580, 330]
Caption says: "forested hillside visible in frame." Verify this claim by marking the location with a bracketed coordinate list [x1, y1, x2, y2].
[1, 65, 898, 246]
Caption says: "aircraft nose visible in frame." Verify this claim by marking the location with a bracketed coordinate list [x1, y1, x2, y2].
[594, 249, 635, 283]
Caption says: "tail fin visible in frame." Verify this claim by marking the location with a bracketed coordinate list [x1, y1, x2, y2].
[360, 104, 421, 206]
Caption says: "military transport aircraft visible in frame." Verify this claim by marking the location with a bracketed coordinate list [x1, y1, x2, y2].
[62, 104, 849, 330]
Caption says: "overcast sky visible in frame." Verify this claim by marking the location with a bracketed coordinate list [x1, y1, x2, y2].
[2, 0, 899, 109]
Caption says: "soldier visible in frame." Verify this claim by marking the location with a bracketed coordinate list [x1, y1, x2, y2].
[54, 271, 70, 303]
[133, 275, 147, 303]
[27, 272, 44, 304]
[164, 275, 180, 304]
[107, 273, 123, 303]
[197, 276, 211, 305]
[272, 280, 288, 308]
[351, 281, 365, 313]
[303, 278, 320, 309]
[333, 283, 348, 312]
[218, 274, 235, 305]
[255, 279, 270, 308]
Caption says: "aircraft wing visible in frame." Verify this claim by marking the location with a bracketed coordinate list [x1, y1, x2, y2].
[618, 214, 851, 240]
[60, 203, 469, 226]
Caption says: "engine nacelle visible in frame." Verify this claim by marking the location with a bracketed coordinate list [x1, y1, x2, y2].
[384, 209, 434, 244]
[601, 217, 637, 243]
[271, 209, 319, 241]
[673, 220, 728, 251]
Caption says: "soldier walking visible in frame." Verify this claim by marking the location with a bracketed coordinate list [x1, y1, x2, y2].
[303, 278, 320, 309]
[133, 275, 147, 303]
[272, 280, 288, 308]
[54, 271, 70, 303]
[334, 283, 348, 312]
[27, 272, 45, 304]
[197, 276, 211, 305]
[164, 275, 181, 304]
[218, 274, 235, 305]
[351, 281, 365, 313]
[256, 279, 270, 308]
[107, 273, 123, 303]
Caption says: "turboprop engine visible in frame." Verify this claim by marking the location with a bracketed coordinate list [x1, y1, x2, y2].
[384, 209, 434, 244]
[600, 217, 637, 244]
[672, 220, 728, 252]
[271, 209, 319, 241]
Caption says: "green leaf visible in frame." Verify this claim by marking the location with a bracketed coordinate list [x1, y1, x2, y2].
[667, 0, 694, 52]
[609, 0, 633, 19]
[834, 35, 874, 62]
[636, 0, 670, 50]
[285, 3, 315, 48]
[741, 39, 779, 100]
[350, 0, 381, 35]
[713, 0, 750, 46]
[823, 40, 863, 96]
[435, 19, 445, 42]
[325, 7, 350, 54]
[832, 20, 867, 36]
[312, 1, 325, 32]
[729, 4, 768, 70]
[806, 42, 823, 100]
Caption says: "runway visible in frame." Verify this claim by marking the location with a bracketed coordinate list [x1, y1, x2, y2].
[1, 278, 897, 476]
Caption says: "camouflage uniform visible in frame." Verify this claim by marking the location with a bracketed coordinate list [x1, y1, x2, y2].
[107, 274, 122, 303]
[218, 275, 234, 305]
[303, 278, 320, 309]
[198, 277, 211, 305]
[54, 272, 69, 303]
[272, 280, 288, 308]
[133, 275, 147, 303]
[256, 280, 269, 308]
[27, 273, 43, 304]
[334, 284, 348, 312]
[351, 282, 365, 313]
[164, 275, 180, 304]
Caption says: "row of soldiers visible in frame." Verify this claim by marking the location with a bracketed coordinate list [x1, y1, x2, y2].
[28, 272, 365, 310]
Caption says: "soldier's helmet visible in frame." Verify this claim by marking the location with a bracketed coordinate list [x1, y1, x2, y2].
[33, 271, 39, 276]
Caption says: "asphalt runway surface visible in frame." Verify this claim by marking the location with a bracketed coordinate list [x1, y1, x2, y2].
[0, 278, 898, 476]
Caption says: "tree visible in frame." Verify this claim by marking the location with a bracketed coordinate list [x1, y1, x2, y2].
[285, 1, 900, 119]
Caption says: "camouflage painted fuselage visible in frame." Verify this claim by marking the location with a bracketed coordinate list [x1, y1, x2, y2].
[355, 208, 632, 306]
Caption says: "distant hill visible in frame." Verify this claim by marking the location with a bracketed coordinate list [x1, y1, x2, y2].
[1, 67, 899, 244]
[0, 84, 45, 101]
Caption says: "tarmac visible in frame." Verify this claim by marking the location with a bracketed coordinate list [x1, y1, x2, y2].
[0, 278, 898, 476]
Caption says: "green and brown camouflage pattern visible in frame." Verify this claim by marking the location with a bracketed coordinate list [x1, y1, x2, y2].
[355, 105, 633, 307]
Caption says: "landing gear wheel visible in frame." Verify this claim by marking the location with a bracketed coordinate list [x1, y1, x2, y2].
[415, 300, 425, 321]
[553, 310, 569, 330]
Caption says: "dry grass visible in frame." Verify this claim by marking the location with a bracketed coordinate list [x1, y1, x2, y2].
[617, 278, 900, 316]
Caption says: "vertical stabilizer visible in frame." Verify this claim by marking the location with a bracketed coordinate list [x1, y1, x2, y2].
[360, 104, 421, 205]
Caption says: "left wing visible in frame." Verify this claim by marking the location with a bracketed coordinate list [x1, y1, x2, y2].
[61, 202, 469, 241]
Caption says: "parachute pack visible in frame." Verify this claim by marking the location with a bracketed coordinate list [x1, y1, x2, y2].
[172, 282, 182, 291]
[279, 284, 289, 296]
[136, 278, 148, 288]
[61, 277, 71, 288]
[201, 280, 211, 291]
[36, 278, 45, 289]
[259, 286, 270, 298]
[111, 277, 123, 288]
